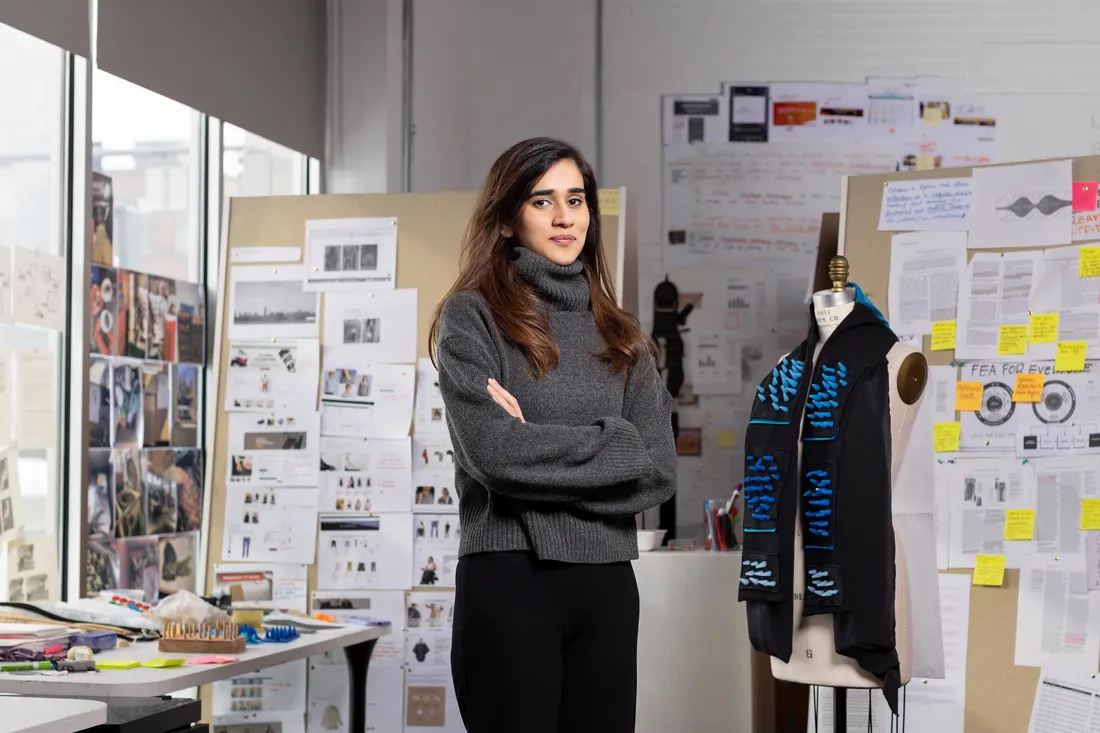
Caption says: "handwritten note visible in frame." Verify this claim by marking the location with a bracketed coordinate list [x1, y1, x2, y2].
[1073, 211, 1100, 242]
[1056, 341, 1087, 372]
[955, 381, 982, 412]
[923, 107, 944, 126]
[1080, 246, 1100, 279]
[1029, 313, 1059, 344]
[716, 429, 736, 448]
[1013, 373, 1045, 402]
[598, 188, 620, 216]
[973, 554, 1006, 586]
[1083, 499, 1100, 530]
[997, 325, 1028, 356]
[933, 421, 961, 452]
[878, 179, 973, 232]
[930, 321, 956, 351]
[915, 155, 937, 171]
[1004, 509, 1035, 540]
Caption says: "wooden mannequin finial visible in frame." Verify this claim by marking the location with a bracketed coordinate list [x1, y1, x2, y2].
[829, 256, 849, 293]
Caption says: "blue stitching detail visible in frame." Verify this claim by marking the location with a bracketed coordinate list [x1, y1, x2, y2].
[745, 453, 781, 527]
[803, 467, 835, 546]
[806, 567, 840, 597]
[740, 559, 778, 587]
[754, 356, 804, 416]
[805, 361, 849, 438]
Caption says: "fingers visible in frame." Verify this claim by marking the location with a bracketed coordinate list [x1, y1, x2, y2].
[487, 378, 525, 422]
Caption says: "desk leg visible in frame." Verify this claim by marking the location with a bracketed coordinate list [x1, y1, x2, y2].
[345, 638, 378, 733]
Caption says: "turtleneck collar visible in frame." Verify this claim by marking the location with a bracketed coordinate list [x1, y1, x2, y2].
[513, 247, 590, 312]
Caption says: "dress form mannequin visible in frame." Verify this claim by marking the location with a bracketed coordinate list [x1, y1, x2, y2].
[770, 257, 928, 692]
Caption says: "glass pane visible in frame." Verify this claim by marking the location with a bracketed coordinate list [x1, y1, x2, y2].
[0, 23, 67, 601]
[92, 72, 201, 281]
[223, 123, 305, 197]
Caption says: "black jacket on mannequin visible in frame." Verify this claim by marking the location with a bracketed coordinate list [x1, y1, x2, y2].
[738, 302, 901, 714]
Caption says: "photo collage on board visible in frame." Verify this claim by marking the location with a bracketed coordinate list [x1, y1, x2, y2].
[87, 211, 207, 599]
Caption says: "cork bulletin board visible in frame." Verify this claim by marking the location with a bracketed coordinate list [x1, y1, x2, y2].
[198, 189, 625, 718]
[840, 155, 1100, 733]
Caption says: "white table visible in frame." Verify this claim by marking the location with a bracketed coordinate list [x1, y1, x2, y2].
[0, 697, 107, 733]
[0, 625, 389, 732]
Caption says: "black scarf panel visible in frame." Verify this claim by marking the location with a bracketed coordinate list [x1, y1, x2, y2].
[738, 302, 901, 714]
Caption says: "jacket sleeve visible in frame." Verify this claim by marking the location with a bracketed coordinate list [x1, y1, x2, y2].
[436, 329, 656, 502]
[574, 352, 677, 516]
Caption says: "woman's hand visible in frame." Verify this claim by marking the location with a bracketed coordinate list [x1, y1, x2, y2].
[487, 378, 525, 423]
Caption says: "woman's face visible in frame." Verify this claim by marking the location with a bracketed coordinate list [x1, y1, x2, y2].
[505, 159, 589, 266]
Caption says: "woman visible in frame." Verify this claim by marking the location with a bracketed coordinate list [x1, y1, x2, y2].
[429, 137, 676, 732]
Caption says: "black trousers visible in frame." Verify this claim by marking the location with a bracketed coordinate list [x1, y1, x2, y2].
[451, 551, 640, 733]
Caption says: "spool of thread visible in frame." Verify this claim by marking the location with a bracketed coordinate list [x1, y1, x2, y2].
[67, 646, 93, 661]
[232, 609, 264, 631]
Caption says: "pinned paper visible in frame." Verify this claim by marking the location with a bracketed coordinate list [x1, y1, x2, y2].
[923, 106, 944, 126]
[1013, 373, 1045, 402]
[955, 381, 982, 412]
[1055, 341, 1087, 372]
[973, 554, 1006, 586]
[915, 155, 936, 171]
[933, 421, 961, 452]
[1082, 499, 1100, 530]
[930, 321, 956, 351]
[997, 325, 1028, 355]
[716, 429, 736, 448]
[1080, 246, 1100, 279]
[1029, 313, 1059, 344]
[598, 188, 620, 216]
[1074, 182, 1099, 212]
[1004, 509, 1035, 540]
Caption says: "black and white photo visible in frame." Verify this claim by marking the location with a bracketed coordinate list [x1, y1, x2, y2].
[228, 265, 320, 340]
[304, 217, 398, 291]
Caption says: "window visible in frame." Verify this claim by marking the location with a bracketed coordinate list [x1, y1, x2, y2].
[223, 123, 306, 198]
[92, 72, 202, 281]
[0, 25, 67, 534]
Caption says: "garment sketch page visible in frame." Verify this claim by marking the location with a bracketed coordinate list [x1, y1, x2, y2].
[221, 486, 319, 565]
[405, 591, 455, 672]
[310, 590, 405, 668]
[303, 217, 398, 292]
[316, 514, 413, 591]
[0, 447, 24, 542]
[318, 436, 412, 514]
[228, 265, 320, 341]
[225, 340, 320, 413]
[226, 410, 320, 488]
[319, 361, 415, 440]
[412, 434, 457, 514]
[413, 513, 460, 588]
[969, 158, 1072, 249]
[414, 357, 448, 435]
[320, 288, 417, 365]
[213, 563, 309, 613]
[7, 533, 57, 603]
[12, 246, 64, 332]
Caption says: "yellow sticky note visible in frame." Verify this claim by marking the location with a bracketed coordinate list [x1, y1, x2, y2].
[97, 660, 140, 670]
[1029, 313, 1060, 344]
[716, 429, 736, 448]
[930, 321, 956, 351]
[597, 188, 620, 216]
[955, 381, 982, 412]
[1080, 246, 1100, 279]
[1056, 341, 1088, 372]
[141, 658, 186, 669]
[997, 325, 1028, 356]
[1013, 373, 1045, 402]
[973, 554, 1006, 586]
[1082, 499, 1100, 530]
[1004, 509, 1035, 540]
[933, 421, 961, 452]
[923, 106, 944, 126]
[915, 155, 936, 171]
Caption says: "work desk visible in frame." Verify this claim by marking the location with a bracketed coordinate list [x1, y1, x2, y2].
[0, 697, 107, 733]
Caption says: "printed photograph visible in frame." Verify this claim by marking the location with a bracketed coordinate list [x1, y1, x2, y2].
[147, 276, 177, 362]
[113, 448, 146, 537]
[125, 272, 149, 359]
[111, 362, 143, 448]
[158, 532, 196, 594]
[91, 172, 114, 266]
[173, 449, 204, 532]
[232, 280, 318, 328]
[171, 364, 198, 447]
[142, 363, 171, 447]
[89, 265, 118, 355]
[89, 356, 112, 448]
[87, 449, 115, 539]
[118, 536, 159, 601]
[84, 540, 119, 596]
[143, 449, 180, 535]
[175, 280, 205, 365]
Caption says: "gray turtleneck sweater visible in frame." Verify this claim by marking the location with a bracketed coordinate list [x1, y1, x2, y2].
[436, 247, 677, 564]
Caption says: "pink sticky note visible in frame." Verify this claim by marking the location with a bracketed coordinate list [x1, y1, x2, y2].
[1074, 182, 1098, 212]
[185, 655, 238, 665]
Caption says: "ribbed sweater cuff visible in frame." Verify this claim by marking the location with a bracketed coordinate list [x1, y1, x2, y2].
[600, 416, 654, 481]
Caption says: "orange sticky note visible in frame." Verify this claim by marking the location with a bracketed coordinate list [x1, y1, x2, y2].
[1055, 341, 1087, 372]
[997, 325, 1028, 356]
[955, 381, 982, 412]
[1013, 373, 1044, 402]
[1029, 313, 1059, 344]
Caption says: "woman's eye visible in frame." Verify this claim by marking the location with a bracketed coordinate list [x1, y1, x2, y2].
[568, 197, 583, 206]
[532, 199, 550, 208]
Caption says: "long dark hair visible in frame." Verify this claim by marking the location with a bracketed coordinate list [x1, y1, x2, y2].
[429, 137, 655, 378]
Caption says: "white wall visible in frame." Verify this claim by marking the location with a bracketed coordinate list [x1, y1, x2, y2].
[409, 0, 598, 192]
[601, 0, 1100, 325]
